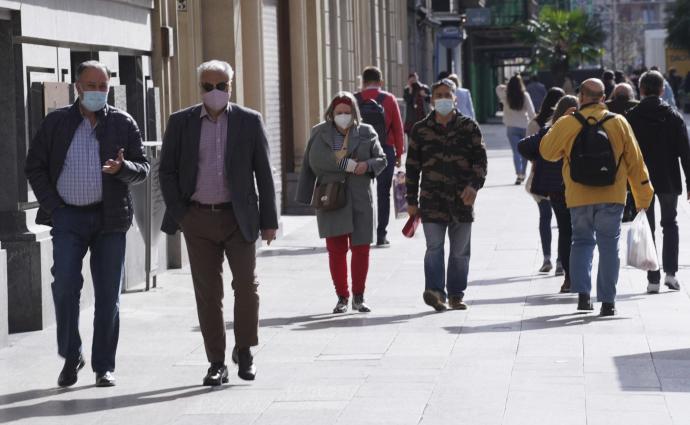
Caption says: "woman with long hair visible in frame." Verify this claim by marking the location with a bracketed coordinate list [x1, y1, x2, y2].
[295, 92, 387, 313]
[518, 95, 579, 293]
[496, 75, 536, 184]
[526, 87, 565, 274]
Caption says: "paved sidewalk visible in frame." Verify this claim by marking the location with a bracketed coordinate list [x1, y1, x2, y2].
[3, 124, 690, 425]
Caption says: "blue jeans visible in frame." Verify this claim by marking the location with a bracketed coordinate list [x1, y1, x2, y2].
[569, 203, 624, 303]
[538, 199, 552, 258]
[50, 206, 126, 373]
[376, 144, 397, 239]
[506, 126, 527, 175]
[423, 221, 472, 299]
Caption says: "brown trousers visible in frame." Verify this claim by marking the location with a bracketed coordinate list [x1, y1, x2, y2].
[181, 206, 259, 363]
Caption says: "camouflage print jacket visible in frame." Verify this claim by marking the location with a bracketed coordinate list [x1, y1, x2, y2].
[405, 111, 488, 223]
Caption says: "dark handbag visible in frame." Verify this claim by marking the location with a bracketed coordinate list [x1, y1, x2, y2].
[311, 180, 347, 211]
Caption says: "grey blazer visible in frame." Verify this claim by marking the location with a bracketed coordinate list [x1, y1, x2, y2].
[296, 122, 387, 246]
[159, 103, 278, 242]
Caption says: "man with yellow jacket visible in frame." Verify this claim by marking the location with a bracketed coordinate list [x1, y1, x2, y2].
[540, 79, 654, 316]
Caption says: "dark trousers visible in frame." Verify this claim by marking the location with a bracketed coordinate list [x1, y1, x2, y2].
[181, 206, 259, 364]
[646, 193, 679, 283]
[537, 199, 552, 258]
[550, 196, 572, 277]
[50, 206, 126, 374]
[376, 144, 396, 240]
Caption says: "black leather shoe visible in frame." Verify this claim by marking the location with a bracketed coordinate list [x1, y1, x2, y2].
[57, 355, 85, 387]
[577, 293, 594, 311]
[375, 238, 391, 248]
[600, 302, 617, 316]
[203, 363, 229, 386]
[232, 347, 256, 381]
[95, 371, 116, 387]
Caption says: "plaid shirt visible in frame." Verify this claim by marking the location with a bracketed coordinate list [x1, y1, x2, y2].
[56, 118, 103, 206]
[191, 105, 232, 204]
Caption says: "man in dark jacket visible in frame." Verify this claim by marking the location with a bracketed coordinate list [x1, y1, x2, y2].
[24, 61, 149, 387]
[159, 60, 278, 386]
[406, 79, 487, 312]
[627, 70, 690, 294]
[605, 83, 639, 115]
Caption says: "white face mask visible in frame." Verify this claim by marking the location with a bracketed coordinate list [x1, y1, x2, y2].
[434, 98, 455, 116]
[334, 114, 353, 129]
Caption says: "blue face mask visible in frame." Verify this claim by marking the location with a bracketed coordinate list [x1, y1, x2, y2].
[81, 91, 108, 112]
[434, 98, 455, 116]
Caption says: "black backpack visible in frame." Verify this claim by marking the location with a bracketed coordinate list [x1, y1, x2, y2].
[355, 92, 388, 145]
[569, 112, 622, 186]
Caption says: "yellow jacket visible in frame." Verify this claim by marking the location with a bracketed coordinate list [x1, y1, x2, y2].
[540, 103, 654, 209]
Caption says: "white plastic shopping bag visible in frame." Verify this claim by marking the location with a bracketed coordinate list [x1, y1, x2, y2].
[626, 211, 660, 271]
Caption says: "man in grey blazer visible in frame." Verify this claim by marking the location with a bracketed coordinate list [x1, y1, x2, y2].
[159, 60, 278, 386]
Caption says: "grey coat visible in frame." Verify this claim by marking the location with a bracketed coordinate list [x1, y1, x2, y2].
[296, 121, 387, 245]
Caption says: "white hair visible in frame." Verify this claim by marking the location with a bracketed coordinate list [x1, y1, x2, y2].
[197, 60, 234, 81]
[612, 83, 634, 100]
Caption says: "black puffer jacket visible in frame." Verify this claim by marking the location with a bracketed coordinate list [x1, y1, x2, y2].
[518, 126, 565, 196]
[25, 101, 150, 232]
[626, 96, 690, 195]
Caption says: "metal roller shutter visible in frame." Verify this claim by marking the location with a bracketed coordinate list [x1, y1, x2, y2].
[262, 0, 282, 214]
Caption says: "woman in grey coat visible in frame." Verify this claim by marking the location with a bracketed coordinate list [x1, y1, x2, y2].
[296, 92, 387, 314]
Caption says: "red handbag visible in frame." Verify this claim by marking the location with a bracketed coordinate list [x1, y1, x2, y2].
[402, 215, 421, 238]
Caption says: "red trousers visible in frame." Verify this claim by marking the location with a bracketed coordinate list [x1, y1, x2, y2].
[325, 234, 370, 298]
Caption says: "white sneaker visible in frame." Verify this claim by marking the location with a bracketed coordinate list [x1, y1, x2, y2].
[665, 275, 681, 291]
[647, 282, 660, 294]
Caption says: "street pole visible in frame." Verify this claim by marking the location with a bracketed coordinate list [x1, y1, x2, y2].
[611, 0, 616, 69]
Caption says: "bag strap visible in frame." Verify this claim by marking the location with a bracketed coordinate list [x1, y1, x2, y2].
[573, 112, 588, 127]
[375, 92, 387, 105]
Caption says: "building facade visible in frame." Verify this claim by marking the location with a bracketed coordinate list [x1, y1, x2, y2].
[153, 0, 410, 215]
[0, 0, 165, 343]
[0, 0, 419, 343]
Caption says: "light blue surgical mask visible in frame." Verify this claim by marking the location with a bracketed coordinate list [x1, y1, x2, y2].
[81, 91, 108, 112]
[434, 99, 455, 116]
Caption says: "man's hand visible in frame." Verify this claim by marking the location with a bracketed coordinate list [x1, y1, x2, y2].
[102, 148, 124, 174]
[261, 229, 277, 246]
[354, 162, 369, 176]
[395, 157, 401, 167]
[461, 186, 478, 206]
[407, 205, 418, 218]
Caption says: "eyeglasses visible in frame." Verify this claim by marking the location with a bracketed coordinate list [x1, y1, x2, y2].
[201, 81, 230, 92]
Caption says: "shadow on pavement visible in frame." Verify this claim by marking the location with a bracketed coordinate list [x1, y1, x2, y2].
[0, 385, 93, 407]
[471, 275, 553, 286]
[469, 291, 648, 306]
[0, 385, 222, 423]
[444, 312, 629, 334]
[257, 246, 328, 257]
[198, 311, 440, 333]
[614, 349, 690, 392]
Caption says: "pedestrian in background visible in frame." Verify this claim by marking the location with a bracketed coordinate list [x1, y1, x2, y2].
[447, 73, 476, 119]
[25, 60, 150, 387]
[650, 66, 678, 109]
[159, 60, 278, 386]
[603, 70, 615, 99]
[540, 79, 653, 316]
[626, 70, 690, 294]
[296, 92, 387, 314]
[355, 66, 404, 248]
[525, 87, 566, 275]
[525, 73, 547, 112]
[406, 79, 487, 312]
[496, 75, 536, 185]
[519, 95, 579, 293]
[403, 72, 430, 134]
[605, 83, 639, 115]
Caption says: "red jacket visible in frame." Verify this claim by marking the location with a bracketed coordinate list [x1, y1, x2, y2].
[359, 87, 404, 159]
